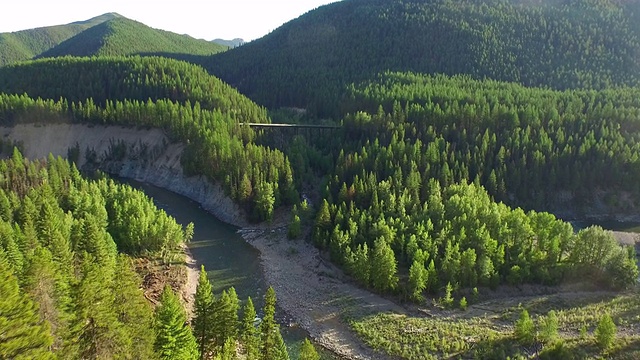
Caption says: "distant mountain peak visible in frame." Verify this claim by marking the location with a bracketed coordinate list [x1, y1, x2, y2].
[69, 12, 123, 26]
[212, 38, 245, 48]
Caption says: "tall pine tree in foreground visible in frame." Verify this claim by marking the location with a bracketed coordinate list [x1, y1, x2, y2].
[0, 251, 54, 359]
[240, 296, 260, 360]
[194, 265, 215, 359]
[113, 254, 157, 359]
[260, 286, 289, 360]
[155, 285, 199, 360]
[299, 338, 320, 360]
[73, 253, 129, 359]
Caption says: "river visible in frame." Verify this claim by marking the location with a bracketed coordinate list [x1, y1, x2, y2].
[122, 178, 337, 359]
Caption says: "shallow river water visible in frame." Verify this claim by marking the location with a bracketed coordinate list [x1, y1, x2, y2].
[122, 178, 337, 359]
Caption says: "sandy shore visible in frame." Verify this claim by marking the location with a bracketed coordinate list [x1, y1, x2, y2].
[238, 219, 404, 360]
[181, 243, 200, 320]
[179, 222, 400, 359]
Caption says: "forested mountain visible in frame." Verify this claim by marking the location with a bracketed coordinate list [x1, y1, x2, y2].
[0, 57, 296, 222]
[207, 0, 640, 117]
[0, 13, 226, 68]
[0, 56, 268, 119]
[0, 13, 119, 67]
[38, 17, 226, 60]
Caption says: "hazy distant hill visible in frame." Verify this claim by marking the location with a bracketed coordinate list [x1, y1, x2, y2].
[0, 13, 119, 66]
[0, 13, 227, 67]
[212, 38, 245, 48]
[207, 0, 640, 117]
[39, 17, 227, 59]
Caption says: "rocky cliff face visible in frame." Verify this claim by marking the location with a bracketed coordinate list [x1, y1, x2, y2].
[1, 124, 247, 227]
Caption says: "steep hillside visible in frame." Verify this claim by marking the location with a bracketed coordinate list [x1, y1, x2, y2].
[0, 56, 267, 121]
[207, 0, 640, 117]
[0, 13, 118, 66]
[38, 17, 226, 60]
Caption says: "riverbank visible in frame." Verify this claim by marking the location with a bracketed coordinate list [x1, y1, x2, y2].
[181, 243, 199, 319]
[238, 212, 403, 360]
[6, 123, 640, 359]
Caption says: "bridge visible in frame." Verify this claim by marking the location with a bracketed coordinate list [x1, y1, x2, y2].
[238, 123, 340, 146]
[239, 123, 341, 130]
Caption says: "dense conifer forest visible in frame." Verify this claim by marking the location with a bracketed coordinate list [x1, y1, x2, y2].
[0, 153, 317, 359]
[0, 151, 188, 358]
[208, 0, 640, 117]
[2, 0, 640, 358]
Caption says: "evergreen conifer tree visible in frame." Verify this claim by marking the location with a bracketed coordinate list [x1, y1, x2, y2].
[539, 310, 559, 344]
[240, 296, 259, 360]
[595, 313, 616, 350]
[113, 254, 156, 359]
[219, 337, 237, 360]
[194, 265, 215, 358]
[0, 251, 54, 359]
[273, 329, 289, 360]
[155, 285, 199, 360]
[74, 253, 129, 359]
[299, 338, 320, 360]
[260, 286, 286, 360]
[515, 309, 536, 346]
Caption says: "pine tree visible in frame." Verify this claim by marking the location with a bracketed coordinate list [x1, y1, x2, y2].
[370, 238, 398, 293]
[74, 253, 129, 359]
[539, 310, 559, 344]
[214, 287, 240, 348]
[515, 309, 536, 346]
[407, 259, 427, 302]
[219, 337, 237, 360]
[287, 214, 301, 239]
[442, 282, 454, 309]
[0, 251, 54, 359]
[194, 265, 215, 358]
[459, 297, 468, 311]
[260, 286, 285, 360]
[113, 254, 156, 359]
[155, 285, 199, 360]
[595, 313, 616, 350]
[299, 338, 320, 360]
[240, 297, 259, 360]
[273, 329, 289, 360]
[425, 259, 438, 293]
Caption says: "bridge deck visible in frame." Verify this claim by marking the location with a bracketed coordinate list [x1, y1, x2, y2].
[239, 123, 340, 129]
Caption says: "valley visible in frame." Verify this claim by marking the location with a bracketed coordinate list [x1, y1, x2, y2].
[2, 0, 640, 359]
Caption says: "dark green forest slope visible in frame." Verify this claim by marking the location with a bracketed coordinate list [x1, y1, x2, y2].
[0, 13, 118, 67]
[207, 0, 640, 117]
[0, 56, 267, 119]
[38, 17, 226, 60]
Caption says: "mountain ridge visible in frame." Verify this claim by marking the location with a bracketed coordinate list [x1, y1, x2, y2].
[206, 0, 640, 117]
[0, 13, 119, 66]
[0, 13, 227, 66]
